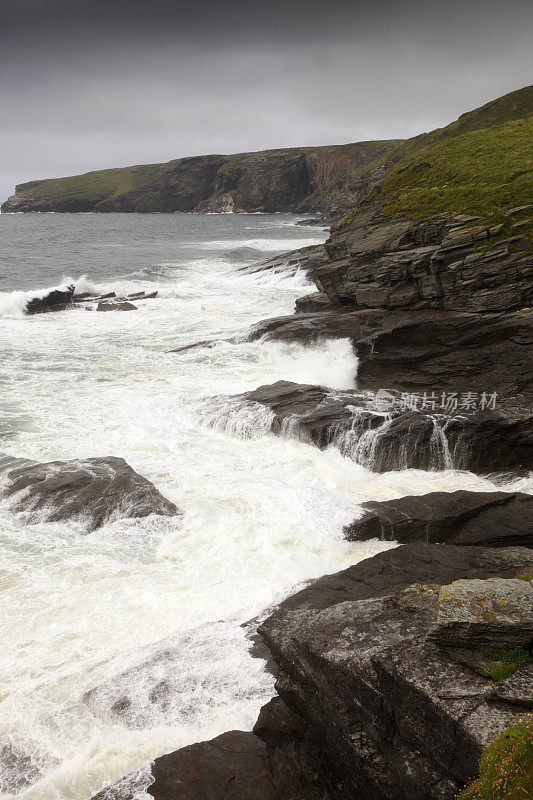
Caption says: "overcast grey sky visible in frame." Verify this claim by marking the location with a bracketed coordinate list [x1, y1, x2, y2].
[1, 0, 532, 202]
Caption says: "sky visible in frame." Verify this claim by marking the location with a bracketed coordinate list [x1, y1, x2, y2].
[1, 0, 532, 202]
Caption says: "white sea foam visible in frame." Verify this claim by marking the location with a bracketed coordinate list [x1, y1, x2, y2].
[0, 275, 112, 319]
[186, 236, 325, 251]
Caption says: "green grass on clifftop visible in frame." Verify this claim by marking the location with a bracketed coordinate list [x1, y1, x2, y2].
[380, 117, 533, 229]
[358, 85, 533, 181]
[457, 716, 533, 800]
[19, 163, 163, 204]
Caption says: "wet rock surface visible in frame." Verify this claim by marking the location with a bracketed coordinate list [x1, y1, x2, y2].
[343, 490, 533, 548]
[0, 453, 179, 530]
[202, 379, 531, 474]
[25, 284, 75, 314]
[92, 728, 326, 800]
[243, 305, 533, 474]
[259, 548, 533, 800]
[239, 243, 329, 278]
[24, 289, 157, 315]
[90, 544, 533, 800]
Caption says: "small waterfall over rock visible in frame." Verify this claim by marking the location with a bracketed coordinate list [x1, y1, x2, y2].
[195, 389, 461, 473]
[193, 397, 276, 440]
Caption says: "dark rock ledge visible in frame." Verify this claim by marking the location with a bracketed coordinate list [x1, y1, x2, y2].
[343, 489, 533, 548]
[0, 453, 179, 530]
[24, 287, 158, 315]
[90, 543, 533, 800]
[195, 379, 532, 475]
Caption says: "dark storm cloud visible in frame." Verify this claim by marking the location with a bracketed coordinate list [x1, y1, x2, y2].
[1, 0, 532, 201]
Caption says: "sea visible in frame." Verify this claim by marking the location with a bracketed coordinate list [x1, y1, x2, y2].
[0, 212, 529, 799]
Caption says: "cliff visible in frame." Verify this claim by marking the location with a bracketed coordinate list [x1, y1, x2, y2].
[0, 140, 398, 214]
[299, 85, 533, 314]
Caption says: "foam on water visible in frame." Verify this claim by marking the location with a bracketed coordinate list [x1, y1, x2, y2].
[0, 213, 531, 799]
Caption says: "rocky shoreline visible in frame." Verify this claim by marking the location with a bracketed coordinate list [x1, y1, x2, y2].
[4, 86, 532, 799]
[90, 206, 532, 797]
[11, 197, 530, 800]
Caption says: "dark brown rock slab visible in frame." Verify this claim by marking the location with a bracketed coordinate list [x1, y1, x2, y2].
[268, 543, 533, 614]
[343, 490, 533, 548]
[0, 453, 179, 531]
[91, 728, 326, 800]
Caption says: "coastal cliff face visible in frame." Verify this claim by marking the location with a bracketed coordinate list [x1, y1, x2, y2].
[0, 141, 398, 214]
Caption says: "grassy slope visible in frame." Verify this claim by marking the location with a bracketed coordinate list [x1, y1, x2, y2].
[361, 85, 533, 180]
[334, 85, 533, 239]
[19, 163, 164, 204]
[381, 117, 532, 226]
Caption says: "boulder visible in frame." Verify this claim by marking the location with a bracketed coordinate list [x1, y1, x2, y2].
[343, 490, 533, 548]
[429, 577, 533, 649]
[0, 453, 179, 531]
[25, 284, 75, 314]
[96, 301, 138, 311]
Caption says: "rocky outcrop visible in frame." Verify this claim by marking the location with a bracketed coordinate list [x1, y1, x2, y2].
[24, 288, 158, 315]
[259, 546, 533, 800]
[312, 205, 533, 313]
[264, 542, 533, 614]
[241, 303, 533, 475]
[238, 244, 329, 278]
[198, 379, 532, 474]
[89, 544, 533, 800]
[92, 725, 327, 800]
[25, 284, 75, 314]
[1, 141, 398, 215]
[0, 454, 179, 530]
[343, 490, 533, 548]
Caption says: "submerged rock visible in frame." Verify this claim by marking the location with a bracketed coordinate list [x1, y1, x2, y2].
[0, 453, 179, 531]
[0, 737, 57, 794]
[343, 490, 533, 548]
